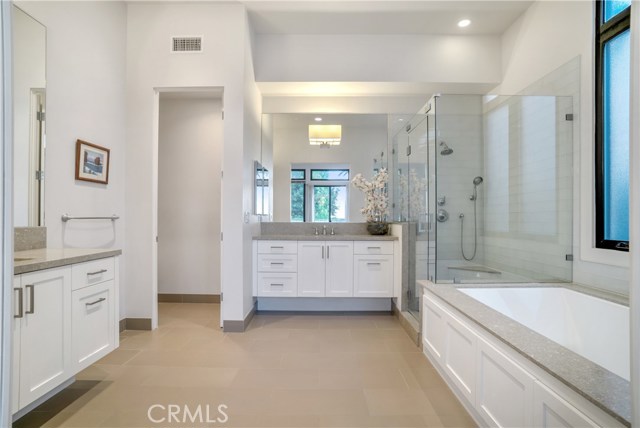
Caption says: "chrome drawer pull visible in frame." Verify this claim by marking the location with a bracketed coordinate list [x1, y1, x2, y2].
[14, 288, 23, 318]
[367, 246, 381, 250]
[270, 262, 284, 265]
[270, 283, 284, 287]
[270, 246, 284, 249]
[86, 297, 106, 306]
[26, 285, 35, 314]
[367, 262, 381, 266]
[87, 269, 108, 276]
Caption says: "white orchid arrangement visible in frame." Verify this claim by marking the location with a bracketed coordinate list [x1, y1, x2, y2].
[351, 168, 389, 223]
[397, 168, 428, 221]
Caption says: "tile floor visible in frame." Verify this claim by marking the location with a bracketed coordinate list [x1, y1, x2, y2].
[14, 303, 476, 428]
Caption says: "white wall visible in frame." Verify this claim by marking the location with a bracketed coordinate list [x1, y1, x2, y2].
[256, 34, 502, 85]
[263, 96, 429, 115]
[158, 97, 222, 295]
[494, 0, 629, 295]
[126, 2, 259, 324]
[17, 1, 127, 313]
[271, 115, 387, 222]
[13, 6, 44, 227]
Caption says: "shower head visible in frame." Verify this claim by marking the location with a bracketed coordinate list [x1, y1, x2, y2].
[439, 141, 453, 156]
[473, 176, 484, 186]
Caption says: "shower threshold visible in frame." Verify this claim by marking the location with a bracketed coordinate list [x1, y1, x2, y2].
[448, 265, 502, 274]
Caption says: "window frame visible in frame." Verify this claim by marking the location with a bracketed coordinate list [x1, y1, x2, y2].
[594, 0, 631, 251]
[290, 169, 306, 222]
[290, 165, 350, 222]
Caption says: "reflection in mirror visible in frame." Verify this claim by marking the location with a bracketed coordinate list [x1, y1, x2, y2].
[262, 114, 388, 223]
[254, 161, 270, 216]
[13, 6, 46, 226]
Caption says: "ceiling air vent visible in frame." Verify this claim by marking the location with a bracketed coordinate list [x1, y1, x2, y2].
[172, 36, 202, 53]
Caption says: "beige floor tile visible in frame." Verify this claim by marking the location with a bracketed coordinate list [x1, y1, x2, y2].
[15, 303, 474, 428]
[363, 388, 438, 416]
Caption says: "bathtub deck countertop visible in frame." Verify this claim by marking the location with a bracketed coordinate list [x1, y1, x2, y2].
[420, 281, 631, 427]
[14, 248, 122, 275]
[254, 234, 397, 241]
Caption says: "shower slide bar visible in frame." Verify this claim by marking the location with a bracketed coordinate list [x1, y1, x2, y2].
[61, 213, 120, 222]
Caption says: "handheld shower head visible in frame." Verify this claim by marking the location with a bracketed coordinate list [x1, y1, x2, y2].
[440, 141, 453, 156]
[473, 176, 483, 186]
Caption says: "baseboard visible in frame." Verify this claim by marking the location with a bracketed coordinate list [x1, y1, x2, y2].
[123, 318, 152, 331]
[119, 319, 126, 333]
[223, 303, 256, 333]
[158, 293, 220, 303]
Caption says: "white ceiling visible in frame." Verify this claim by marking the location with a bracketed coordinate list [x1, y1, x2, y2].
[244, 1, 533, 35]
[273, 113, 388, 129]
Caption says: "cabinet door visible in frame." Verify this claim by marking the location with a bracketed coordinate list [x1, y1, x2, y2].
[297, 241, 326, 297]
[443, 310, 477, 406]
[325, 242, 353, 297]
[72, 280, 115, 372]
[353, 255, 393, 297]
[422, 294, 446, 364]
[19, 267, 72, 409]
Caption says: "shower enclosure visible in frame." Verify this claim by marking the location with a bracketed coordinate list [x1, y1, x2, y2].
[392, 94, 574, 322]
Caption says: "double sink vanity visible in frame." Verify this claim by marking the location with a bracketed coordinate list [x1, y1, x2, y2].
[12, 228, 120, 419]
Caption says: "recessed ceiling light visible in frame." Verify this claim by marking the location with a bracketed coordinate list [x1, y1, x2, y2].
[458, 19, 471, 28]
[314, 117, 323, 122]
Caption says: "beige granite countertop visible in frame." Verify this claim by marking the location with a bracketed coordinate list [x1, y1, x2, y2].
[420, 280, 631, 427]
[14, 248, 122, 275]
[254, 234, 397, 241]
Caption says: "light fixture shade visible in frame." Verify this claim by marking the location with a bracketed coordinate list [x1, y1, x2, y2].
[309, 124, 341, 146]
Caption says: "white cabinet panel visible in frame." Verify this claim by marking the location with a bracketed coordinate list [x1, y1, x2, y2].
[12, 276, 21, 415]
[444, 311, 477, 405]
[353, 255, 393, 297]
[72, 280, 116, 372]
[325, 242, 354, 297]
[422, 295, 446, 363]
[258, 273, 297, 297]
[533, 381, 600, 428]
[257, 254, 297, 273]
[476, 337, 535, 428]
[18, 267, 72, 409]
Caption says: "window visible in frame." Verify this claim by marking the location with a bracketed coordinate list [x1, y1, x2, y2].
[290, 165, 349, 222]
[595, 0, 631, 251]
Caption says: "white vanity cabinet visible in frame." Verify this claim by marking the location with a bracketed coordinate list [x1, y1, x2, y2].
[257, 241, 298, 297]
[13, 266, 72, 411]
[297, 241, 354, 297]
[12, 255, 119, 417]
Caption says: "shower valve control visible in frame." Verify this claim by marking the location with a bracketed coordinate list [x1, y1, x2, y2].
[436, 209, 449, 223]
[437, 196, 446, 206]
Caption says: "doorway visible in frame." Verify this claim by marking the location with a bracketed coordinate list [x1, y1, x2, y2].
[155, 89, 223, 328]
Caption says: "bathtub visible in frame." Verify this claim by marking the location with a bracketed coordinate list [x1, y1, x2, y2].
[460, 286, 630, 381]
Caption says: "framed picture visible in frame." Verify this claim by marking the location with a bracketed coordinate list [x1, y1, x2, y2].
[75, 139, 110, 184]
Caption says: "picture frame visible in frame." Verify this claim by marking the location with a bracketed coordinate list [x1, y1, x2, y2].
[75, 139, 110, 184]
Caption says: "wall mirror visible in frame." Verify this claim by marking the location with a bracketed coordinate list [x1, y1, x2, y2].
[13, 5, 46, 227]
[254, 161, 270, 217]
[261, 114, 391, 223]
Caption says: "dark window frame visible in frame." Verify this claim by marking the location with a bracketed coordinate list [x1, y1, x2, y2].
[595, 0, 631, 251]
[312, 185, 348, 223]
[290, 169, 306, 222]
[309, 169, 350, 181]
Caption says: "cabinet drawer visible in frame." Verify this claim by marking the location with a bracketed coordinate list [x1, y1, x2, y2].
[354, 241, 394, 255]
[353, 255, 393, 297]
[71, 257, 115, 290]
[258, 273, 297, 297]
[257, 241, 297, 254]
[257, 254, 297, 272]
[72, 281, 115, 372]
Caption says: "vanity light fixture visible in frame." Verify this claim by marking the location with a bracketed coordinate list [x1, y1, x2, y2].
[457, 19, 471, 28]
[309, 124, 341, 147]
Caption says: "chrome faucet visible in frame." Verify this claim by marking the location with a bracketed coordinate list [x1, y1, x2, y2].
[314, 227, 319, 235]
[322, 225, 327, 235]
[331, 226, 335, 235]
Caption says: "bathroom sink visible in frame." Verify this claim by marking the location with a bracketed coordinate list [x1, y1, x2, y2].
[14, 257, 34, 262]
